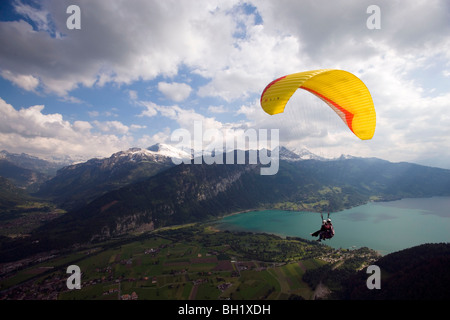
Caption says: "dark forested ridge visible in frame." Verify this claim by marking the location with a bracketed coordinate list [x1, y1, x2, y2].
[0, 176, 30, 211]
[338, 243, 450, 300]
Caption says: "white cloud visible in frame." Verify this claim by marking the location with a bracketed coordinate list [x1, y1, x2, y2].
[73, 120, 92, 132]
[138, 101, 222, 132]
[88, 111, 100, 118]
[130, 124, 146, 131]
[1, 70, 39, 92]
[93, 120, 129, 135]
[1, 0, 449, 102]
[208, 105, 226, 114]
[0, 0, 303, 102]
[195, 22, 305, 101]
[13, 0, 52, 32]
[0, 97, 131, 160]
[128, 90, 138, 100]
[138, 101, 159, 118]
[136, 127, 171, 148]
[157, 82, 192, 102]
[0, 0, 243, 97]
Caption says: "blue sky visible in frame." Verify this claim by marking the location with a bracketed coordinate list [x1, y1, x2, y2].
[1, 0, 450, 169]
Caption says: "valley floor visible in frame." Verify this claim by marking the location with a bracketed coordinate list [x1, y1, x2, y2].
[0, 223, 379, 300]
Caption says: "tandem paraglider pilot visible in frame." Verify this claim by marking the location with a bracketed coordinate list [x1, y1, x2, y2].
[311, 218, 334, 242]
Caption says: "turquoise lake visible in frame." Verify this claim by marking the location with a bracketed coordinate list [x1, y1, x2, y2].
[214, 197, 450, 255]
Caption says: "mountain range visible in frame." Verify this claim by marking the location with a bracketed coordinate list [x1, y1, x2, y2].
[0, 150, 69, 176]
[1, 144, 450, 262]
[34, 144, 183, 210]
[0, 152, 55, 192]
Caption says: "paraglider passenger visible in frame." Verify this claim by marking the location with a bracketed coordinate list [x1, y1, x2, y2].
[311, 218, 334, 242]
[311, 220, 327, 241]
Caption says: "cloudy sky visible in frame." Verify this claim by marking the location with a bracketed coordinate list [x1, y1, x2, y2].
[1, 0, 449, 168]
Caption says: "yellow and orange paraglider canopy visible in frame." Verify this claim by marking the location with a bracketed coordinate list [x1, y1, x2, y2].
[260, 69, 376, 140]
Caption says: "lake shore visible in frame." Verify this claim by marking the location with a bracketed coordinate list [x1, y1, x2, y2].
[213, 197, 450, 255]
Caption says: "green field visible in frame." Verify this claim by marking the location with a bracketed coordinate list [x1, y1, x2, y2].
[0, 224, 379, 300]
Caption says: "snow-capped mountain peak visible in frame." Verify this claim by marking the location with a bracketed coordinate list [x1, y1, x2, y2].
[146, 143, 192, 161]
[337, 154, 356, 160]
[279, 146, 325, 161]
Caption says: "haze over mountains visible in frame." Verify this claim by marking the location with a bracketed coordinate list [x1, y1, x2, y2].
[1, 143, 450, 263]
[0, 144, 330, 209]
[34, 145, 179, 210]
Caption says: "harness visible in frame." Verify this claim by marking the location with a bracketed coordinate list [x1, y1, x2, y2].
[319, 212, 335, 240]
